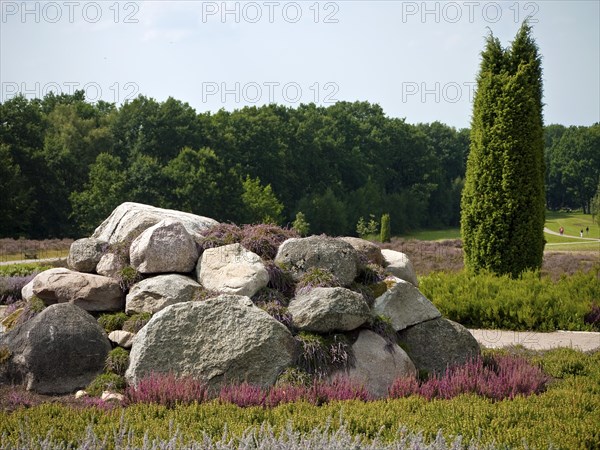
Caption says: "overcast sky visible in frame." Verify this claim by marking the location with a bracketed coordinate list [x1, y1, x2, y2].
[2, 1, 598, 129]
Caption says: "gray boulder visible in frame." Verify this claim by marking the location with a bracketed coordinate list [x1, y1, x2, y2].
[275, 236, 359, 286]
[372, 277, 441, 331]
[126, 274, 201, 314]
[288, 287, 370, 333]
[381, 249, 418, 286]
[397, 318, 481, 376]
[339, 237, 384, 266]
[96, 253, 126, 278]
[0, 303, 111, 394]
[197, 243, 268, 297]
[21, 280, 34, 301]
[30, 268, 123, 312]
[92, 202, 218, 246]
[126, 295, 296, 389]
[130, 219, 199, 274]
[67, 238, 107, 273]
[332, 330, 416, 399]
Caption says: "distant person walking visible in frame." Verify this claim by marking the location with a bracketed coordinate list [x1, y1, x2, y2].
[580, 229, 584, 238]
[586, 226, 589, 236]
[559, 226, 564, 235]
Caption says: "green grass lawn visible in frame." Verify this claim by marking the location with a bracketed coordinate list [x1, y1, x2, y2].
[397, 211, 599, 252]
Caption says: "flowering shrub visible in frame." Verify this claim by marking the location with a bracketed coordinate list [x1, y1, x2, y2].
[0, 274, 37, 305]
[389, 355, 549, 401]
[240, 223, 298, 260]
[124, 372, 209, 408]
[295, 268, 341, 295]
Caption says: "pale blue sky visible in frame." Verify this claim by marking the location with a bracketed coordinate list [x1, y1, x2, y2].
[2, 1, 599, 128]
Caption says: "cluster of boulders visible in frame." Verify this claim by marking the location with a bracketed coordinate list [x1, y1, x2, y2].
[0, 202, 479, 398]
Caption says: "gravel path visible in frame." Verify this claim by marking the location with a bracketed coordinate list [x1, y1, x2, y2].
[469, 329, 600, 352]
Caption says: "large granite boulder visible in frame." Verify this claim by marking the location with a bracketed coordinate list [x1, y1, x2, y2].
[0, 303, 111, 394]
[275, 236, 359, 286]
[92, 202, 218, 246]
[288, 287, 370, 333]
[125, 295, 296, 389]
[126, 274, 201, 314]
[397, 318, 481, 376]
[26, 268, 123, 312]
[372, 278, 441, 331]
[381, 249, 418, 286]
[96, 253, 127, 278]
[67, 238, 106, 273]
[196, 243, 268, 297]
[332, 330, 416, 399]
[130, 219, 199, 274]
[338, 237, 384, 266]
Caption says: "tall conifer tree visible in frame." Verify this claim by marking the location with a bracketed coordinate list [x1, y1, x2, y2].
[461, 23, 545, 277]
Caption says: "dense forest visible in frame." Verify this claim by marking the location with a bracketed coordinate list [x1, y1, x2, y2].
[1, 92, 598, 239]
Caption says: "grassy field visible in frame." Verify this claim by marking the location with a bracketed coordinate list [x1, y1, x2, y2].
[397, 211, 599, 252]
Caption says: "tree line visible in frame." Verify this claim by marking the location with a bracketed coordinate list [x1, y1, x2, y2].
[0, 92, 597, 239]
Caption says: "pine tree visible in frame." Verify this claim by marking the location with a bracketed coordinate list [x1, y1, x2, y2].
[461, 23, 545, 277]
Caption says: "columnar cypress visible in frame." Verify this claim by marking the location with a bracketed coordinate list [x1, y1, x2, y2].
[461, 23, 545, 277]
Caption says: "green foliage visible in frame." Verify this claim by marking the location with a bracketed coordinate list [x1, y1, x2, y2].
[294, 332, 352, 378]
[295, 268, 341, 294]
[276, 367, 312, 387]
[420, 270, 600, 331]
[356, 214, 379, 238]
[241, 175, 284, 225]
[86, 373, 126, 397]
[105, 347, 130, 377]
[117, 266, 142, 292]
[122, 313, 152, 333]
[592, 180, 600, 224]
[0, 263, 53, 277]
[461, 23, 545, 277]
[2, 350, 600, 449]
[380, 213, 391, 243]
[291, 211, 310, 236]
[97, 312, 128, 333]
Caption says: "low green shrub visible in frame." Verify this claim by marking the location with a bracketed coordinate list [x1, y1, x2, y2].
[105, 348, 129, 376]
[122, 313, 152, 333]
[420, 270, 600, 331]
[2, 349, 600, 449]
[0, 263, 53, 277]
[86, 373, 126, 397]
[97, 312, 128, 333]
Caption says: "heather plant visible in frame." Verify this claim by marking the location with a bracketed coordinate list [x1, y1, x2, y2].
[367, 315, 398, 352]
[196, 223, 244, 252]
[584, 303, 600, 327]
[295, 268, 341, 295]
[86, 373, 126, 397]
[0, 274, 36, 305]
[295, 332, 352, 378]
[105, 347, 130, 376]
[219, 382, 268, 407]
[276, 367, 312, 387]
[117, 266, 142, 292]
[13, 296, 46, 327]
[349, 282, 377, 308]
[265, 261, 295, 297]
[420, 269, 600, 331]
[240, 223, 298, 260]
[255, 300, 294, 329]
[192, 286, 221, 302]
[122, 312, 152, 333]
[252, 287, 289, 307]
[97, 312, 128, 333]
[124, 372, 209, 407]
[355, 263, 386, 285]
[389, 354, 549, 401]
